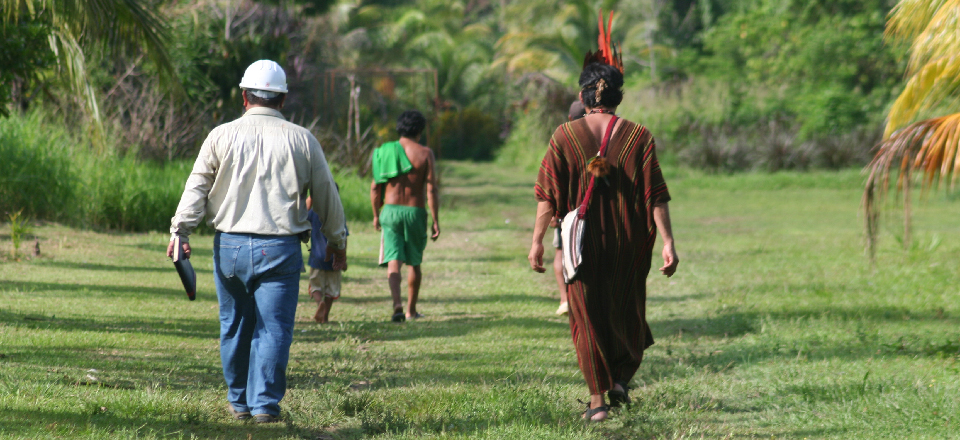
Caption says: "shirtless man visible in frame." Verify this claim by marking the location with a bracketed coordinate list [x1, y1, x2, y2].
[370, 110, 440, 322]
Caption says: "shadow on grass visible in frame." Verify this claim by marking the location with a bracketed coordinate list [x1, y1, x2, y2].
[348, 256, 385, 270]
[654, 304, 960, 340]
[647, 293, 709, 303]
[4, 348, 223, 391]
[427, 293, 556, 304]
[435, 254, 523, 263]
[644, 303, 960, 382]
[0, 309, 218, 340]
[442, 191, 528, 210]
[120, 243, 213, 260]
[287, 347, 581, 390]
[340, 275, 375, 285]
[1, 280, 187, 298]
[0, 407, 324, 440]
[336, 295, 388, 305]
[291, 315, 577, 387]
[33, 260, 212, 274]
[299, 315, 568, 344]
[334, 293, 556, 307]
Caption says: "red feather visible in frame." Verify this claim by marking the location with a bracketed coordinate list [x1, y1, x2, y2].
[583, 9, 624, 73]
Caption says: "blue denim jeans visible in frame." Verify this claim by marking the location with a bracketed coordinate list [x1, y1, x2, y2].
[214, 232, 303, 417]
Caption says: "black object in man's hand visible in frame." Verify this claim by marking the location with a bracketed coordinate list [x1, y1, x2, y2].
[171, 236, 197, 301]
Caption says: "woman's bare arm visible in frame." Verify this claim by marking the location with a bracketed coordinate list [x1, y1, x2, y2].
[528, 200, 554, 273]
[653, 203, 678, 277]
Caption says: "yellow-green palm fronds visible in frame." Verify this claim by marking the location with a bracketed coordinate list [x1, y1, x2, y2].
[884, 54, 960, 138]
[886, 0, 954, 42]
[903, 1, 960, 72]
[884, 0, 960, 137]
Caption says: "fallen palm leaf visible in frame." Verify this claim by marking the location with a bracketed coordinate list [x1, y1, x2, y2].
[863, 113, 960, 258]
[866, 1, 960, 258]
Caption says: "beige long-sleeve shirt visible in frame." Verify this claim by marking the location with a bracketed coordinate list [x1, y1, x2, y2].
[169, 107, 346, 249]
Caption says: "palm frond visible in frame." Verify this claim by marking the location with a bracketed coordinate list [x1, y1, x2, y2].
[2, 0, 178, 128]
[905, 1, 960, 73]
[886, 0, 955, 42]
[884, 54, 960, 137]
[864, 113, 960, 257]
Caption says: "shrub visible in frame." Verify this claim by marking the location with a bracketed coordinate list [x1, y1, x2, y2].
[675, 117, 878, 172]
[0, 112, 79, 221]
[330, 166, 374, 224]
[78, 156, 191, 231]
[0, 111, 371, 233]
[431, 107, 502, 161]
[496, 106, 565, 172]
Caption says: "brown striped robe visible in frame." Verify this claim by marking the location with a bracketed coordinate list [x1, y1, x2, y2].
[535, 118, 670, 395]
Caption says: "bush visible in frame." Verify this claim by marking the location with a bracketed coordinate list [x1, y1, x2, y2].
[0, 112, 79, 221]
[330, 166, 374, 224]
[0, 111, 371, 232]
[496, 106, 565, 172]
[78, 155, 191, 231]
[431, 107, 502, 161]
[616, 77, 881, 172]
[675, 117, 878, 172]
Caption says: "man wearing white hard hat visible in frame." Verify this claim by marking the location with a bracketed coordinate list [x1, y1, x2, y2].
[168, 59, 347, 424]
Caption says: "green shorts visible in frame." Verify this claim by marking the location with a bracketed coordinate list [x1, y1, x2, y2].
[379, 204, 428, 267]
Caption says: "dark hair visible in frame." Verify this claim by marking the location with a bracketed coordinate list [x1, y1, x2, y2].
[568, 100, 586, 121]
[397, 110, 426, 137]
[245, 90, 285, 108]
[578, 63, 624, 108]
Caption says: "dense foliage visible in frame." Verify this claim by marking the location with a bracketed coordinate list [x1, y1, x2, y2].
[0, 0, 914, 229]
[653, 0, 904, 171]
[0, 20, 54, 117]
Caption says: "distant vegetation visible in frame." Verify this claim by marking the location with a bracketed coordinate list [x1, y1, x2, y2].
[1, 0, 908, 230]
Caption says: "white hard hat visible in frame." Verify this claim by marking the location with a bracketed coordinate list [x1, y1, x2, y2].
[239, 60, 288, 94]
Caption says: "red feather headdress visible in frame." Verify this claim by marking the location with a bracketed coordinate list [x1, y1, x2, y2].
[582, 9, 621, 181]
[583, 9, 624, 73]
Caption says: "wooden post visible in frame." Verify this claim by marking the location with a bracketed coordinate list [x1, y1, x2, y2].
[903, 169, 911, 250]
[346, 75, 355, 148]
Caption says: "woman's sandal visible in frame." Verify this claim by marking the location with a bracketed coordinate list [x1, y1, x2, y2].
[582, 405, 609, 422]
[607, 380, 631, 408]
[578, 399, 609, 422]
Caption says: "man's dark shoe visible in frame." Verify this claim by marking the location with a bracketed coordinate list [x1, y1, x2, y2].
[608, 380, 631, 408]
[254, 413, 280, 424]
[227, 404, 251, 420]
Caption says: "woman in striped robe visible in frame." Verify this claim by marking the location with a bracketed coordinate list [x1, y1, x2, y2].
[528, 62, 679, 422]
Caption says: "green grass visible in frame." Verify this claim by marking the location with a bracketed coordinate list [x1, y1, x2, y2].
[2, 162, 960, 439]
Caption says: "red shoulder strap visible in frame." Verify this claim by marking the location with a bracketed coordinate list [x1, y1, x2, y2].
[577, 116, 618, 218]
[598, 115, 618, 156]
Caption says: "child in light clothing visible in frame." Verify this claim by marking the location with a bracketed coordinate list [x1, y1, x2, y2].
[306, 196, 348, 323]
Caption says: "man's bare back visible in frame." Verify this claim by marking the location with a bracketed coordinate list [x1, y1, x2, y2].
[371, 136, 440, 241]
[382, 138, 435, 208]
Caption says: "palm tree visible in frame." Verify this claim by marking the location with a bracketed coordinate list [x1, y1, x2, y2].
[493, 0, 599, 85]
[345, 0, 501, 109]
[1, 0, 176, 129]
[864, 0, 960, 257]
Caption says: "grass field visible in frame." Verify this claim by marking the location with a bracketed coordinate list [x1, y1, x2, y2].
[2, 161, 959, 439]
